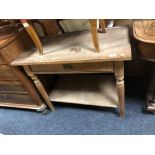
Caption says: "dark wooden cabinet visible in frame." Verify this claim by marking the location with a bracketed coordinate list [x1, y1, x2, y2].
[0, 26, 46, 111]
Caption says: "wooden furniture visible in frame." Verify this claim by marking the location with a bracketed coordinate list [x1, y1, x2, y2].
[0, 25, 48, 112]
[20, 19, 106, 54]
[12, 26, 131, 117]
[133, 20, 155, 112]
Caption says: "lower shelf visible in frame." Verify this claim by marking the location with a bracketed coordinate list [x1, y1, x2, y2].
[49, 74, 118, 108]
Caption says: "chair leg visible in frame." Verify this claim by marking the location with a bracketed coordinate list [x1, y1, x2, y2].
[99, 19, 106, 33]
[20, 20, 43, 55]
[89, 19, 100, 52]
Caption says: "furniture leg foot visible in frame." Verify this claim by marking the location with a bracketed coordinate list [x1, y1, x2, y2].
[41, 108, 49, 115]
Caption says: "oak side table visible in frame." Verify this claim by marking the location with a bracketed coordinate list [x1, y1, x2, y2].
[12, 26, 132, 117]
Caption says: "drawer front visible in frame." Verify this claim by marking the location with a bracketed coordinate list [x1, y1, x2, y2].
[0, 65, 18, 80]
[0, 81, 27, 93]
[0, 56, 7, 65]
[0, 93, 35, 105]
[31, 62, 113, 74]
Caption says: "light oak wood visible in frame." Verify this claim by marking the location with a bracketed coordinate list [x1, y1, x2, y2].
[99, 19, 106, 33]
[89, 19, 100, 52]
[0, 81, 27, 94]
[11, 26, 131, 117]
[114, 61, 125, 118]
[21, 19, 104, 53]
[12, 27, 131, 66]
[50, 74, 118, 108]
[30, 62, 113, 74]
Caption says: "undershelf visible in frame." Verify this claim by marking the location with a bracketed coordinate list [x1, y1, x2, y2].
[49, 74, 118, 108]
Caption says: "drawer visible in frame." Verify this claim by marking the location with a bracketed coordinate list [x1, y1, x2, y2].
[0, 93, 35, 105]
[31, 62, 113, 74]
[0, 81, 27, 93]
[0, 56, 7, 65]
[0, 65, 18, 80]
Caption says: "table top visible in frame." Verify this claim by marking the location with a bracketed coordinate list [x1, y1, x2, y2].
[12, 26, 132, 66]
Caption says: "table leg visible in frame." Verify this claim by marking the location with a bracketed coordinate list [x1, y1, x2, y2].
[89, 19, 100, 52]
[114, 61, 125, 118]
[23, 65, 55, 111]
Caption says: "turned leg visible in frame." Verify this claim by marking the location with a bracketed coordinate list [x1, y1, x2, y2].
[89, 19, 100, 52]
[114, 61, 125, 118]
[20, 20, 43, 55]
[23, 65, 55, 111]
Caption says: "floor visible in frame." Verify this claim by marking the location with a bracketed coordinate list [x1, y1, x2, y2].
[0, 77, 154, 135]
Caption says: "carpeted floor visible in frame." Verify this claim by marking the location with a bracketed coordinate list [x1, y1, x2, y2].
[0, 77, 154, 135]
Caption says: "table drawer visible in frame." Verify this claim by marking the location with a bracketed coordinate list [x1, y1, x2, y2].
[0, 65, 18, 80]
[30, 62, 113, 74]
[0, 81, 27, 93]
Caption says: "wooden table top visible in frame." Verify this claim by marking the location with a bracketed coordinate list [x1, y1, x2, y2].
[133, 20, 155, 44]
[12, 26, 132, 66]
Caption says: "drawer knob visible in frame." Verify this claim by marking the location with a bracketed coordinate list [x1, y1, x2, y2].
[63, 64, 73, 70]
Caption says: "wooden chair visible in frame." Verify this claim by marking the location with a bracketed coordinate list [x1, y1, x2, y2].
[20, 19, 106, 55]
[133, 19, 155, 112]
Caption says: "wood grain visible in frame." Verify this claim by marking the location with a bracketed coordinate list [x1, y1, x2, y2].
[12, 27, 131, 66]
[0, 65, 18, 80]
[89, 19, 100, 52]
[39, 19, 60, 37]
[114, 61, 125, 118]
[30, 62, 113, 74]
[0, 93, 35, 105]
[21, 21, 43, 55]
[133, 20, 155, 44]
[0, 26, 46, 111]
[50, 74, 118, 108]
[0, 56, 7, 65]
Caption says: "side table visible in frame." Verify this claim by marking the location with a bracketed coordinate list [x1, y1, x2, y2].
[12, 27, 132, 117]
